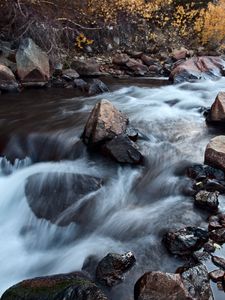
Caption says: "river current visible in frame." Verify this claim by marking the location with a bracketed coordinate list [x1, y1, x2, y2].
[1, 78, 225, 299]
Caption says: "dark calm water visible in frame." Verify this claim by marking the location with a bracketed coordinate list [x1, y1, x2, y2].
[1, 78, 225, 299]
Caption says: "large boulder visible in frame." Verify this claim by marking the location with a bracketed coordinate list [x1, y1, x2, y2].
[16, 38, 50, 86]
[102, 135, 143, 164]
[0, 64, 19, 92]
[1, 272, 108, 300]
[134, 271, 190, 300]
[82, 99, 128, 146]
[163, 227, 209, 256]
[96, 252, 136, 287]
[205, 136, 225, 172]
[170, 56, 225, 84]
[208, 92, 225, 123]
[180, 264, 214, 300]
[25, 172, 103, 225]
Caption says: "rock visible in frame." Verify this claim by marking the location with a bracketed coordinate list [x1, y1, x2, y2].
[25, 172, 103, 225]
[126, 126, 139, 142]
[170, 56, 225, 84]
[0, 64, 19, 92]
[96, 252, 136, 287]
[125, 58, 149, 76]
[141, 54, 158, 66]
[163, 227, 209, 256]
[203, 179, 225, 194]
[203, 241, 217, 253]
[205, 136, 225, 172]
[181, 264, 214, 300]
[212, 256, 225, 270]
[74, 78, 88, 92]
[112, 53, 130, 65]
[209, 228, 225, 243]
[209, 269, 225, 282]
[208, 214, 225, 231]
[186, 164, 225, 181]
[134, 271, 190, 300]
[192, 251, 211, 263]
[16, 38, 50, 86]
[1, 272, 108, 300]
[194, 190, 219, 212]
[62, 68, 79, 81]
[208, 92, 225, 123]
[71, 59, 101, 77]
[87, 79, 109, 96]
[102, 135, 143, 164]
[171, 48, 188, 61]
[82, 99, 128, 146]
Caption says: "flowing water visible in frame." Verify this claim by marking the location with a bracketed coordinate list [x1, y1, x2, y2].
[1, 78, 225, 299]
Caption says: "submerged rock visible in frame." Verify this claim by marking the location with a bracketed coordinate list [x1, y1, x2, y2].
[82, 99, 128, 146]
[102, 135, 143, 164]
[134, 271, 190, 300]
[205, 136, 225, 172]
[96, 251, 136, 287]
[0, 64, 19, 92]
[163, 227, 209, 256]
[194, 190, 219, 212]
[170, 56, 225, 84]
[208, 92, 225, 123]
[1, 272, 108, 300]
[16, 38, 50, 86]
[25, 172, 103, 225]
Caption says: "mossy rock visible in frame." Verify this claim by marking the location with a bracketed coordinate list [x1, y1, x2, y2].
[1, 272, 108, 300]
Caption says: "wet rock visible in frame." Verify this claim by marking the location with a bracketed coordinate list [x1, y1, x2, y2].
[209, 269, 225, 282]
[25, 172, 103, 225]
[62, 68, 79, 81]
[96, 251, 136, 287]
[203, 179, 225, 194]
[1, 272, 108, 300]
[74, 78, 88, 92]
[187, 164, 225, 181]
[209, 228, 225, 243]
[0, 64, 19, 92]
[163, 227, 209, 256]
[82, 99, 128, 146]
[71, 59, 101, 77]
[205, 136, 225, 172]
[181, 264, 214, 300]
[212, 256, 225, 270]
[203, 241, 216, 253]
[134, 271, 190, 300]
[102, 135, 143, 164]
[126, 126, 139, 142]
[170, 56, 225, 84]
[208, 92, 225, 123]
[208, 214, 225, 231]
[87, 79, 109, 96]
[16, 38, 50, 86]
[192, 251, 210, 263]
[194, 190, 219, 212]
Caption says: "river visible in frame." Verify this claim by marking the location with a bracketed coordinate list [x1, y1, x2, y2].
[1, 78, 225, 299]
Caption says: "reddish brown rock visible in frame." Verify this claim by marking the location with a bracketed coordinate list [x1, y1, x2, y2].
[212, 255, 225, 270]
[134, 271, 190, 300]
[71, 59, 101, 76]
[0, 64, 19, 92]
[82, 99, 128, 145]
[209, 92, 225, 123]
[170, 56, 225, 83]
[209, 269, 225, 282]
[209, 228, 225, 243]
[205, 136, 225, 172]
[16, 38, 50, 86]
[125, 58, 149, 76]
[171, 48, 188, 61]
[112, 53, 130, 66]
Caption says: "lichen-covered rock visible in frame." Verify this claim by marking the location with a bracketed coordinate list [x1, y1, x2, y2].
[194, 190, 219, 212]
[25, 172, 103, 225]
[82, 99, 128, 146]
[16, 38, 50, 86]
[96, 252, 136, 287]
[205, 136, 225, 172]
[1, 272, 108, 300]
[163, 227, 209, 256]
